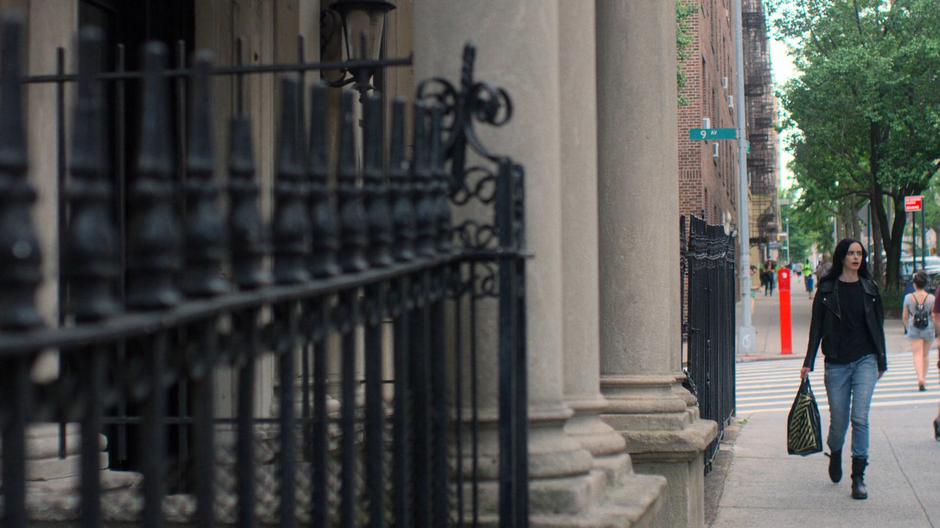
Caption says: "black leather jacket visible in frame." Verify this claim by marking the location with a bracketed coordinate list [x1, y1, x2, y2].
[803, 277, 887, 372]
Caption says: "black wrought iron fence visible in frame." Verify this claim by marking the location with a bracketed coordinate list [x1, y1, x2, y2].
[0, 12, 528, 528]
[681, 215, 736, 473]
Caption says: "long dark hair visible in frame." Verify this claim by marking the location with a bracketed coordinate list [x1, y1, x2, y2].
[821, 238, 871, 282]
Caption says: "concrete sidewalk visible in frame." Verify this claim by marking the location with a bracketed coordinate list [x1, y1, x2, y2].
[711, 403, 940, 527]
[712, 283, 940, 527]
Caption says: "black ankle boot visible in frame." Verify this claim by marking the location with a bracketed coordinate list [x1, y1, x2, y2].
[828, 450, 842, 482]
[851, 457, 868, 500]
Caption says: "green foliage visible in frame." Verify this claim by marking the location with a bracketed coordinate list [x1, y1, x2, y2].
[780, 189, 813, 263]
[881, 285, 905, 318]
[767, 0, 940, 290]
[922, 174, 940, 233]
[676, 0, 697, 107]
[781, 185, 838, 262]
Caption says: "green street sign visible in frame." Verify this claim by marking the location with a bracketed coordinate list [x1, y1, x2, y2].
[689, 128, 737, 141]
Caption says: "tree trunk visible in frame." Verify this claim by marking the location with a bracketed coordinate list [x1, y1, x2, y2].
[842, 205, 861, 240]
[872, 200, 884, 286]
[884, 195, 908, 291]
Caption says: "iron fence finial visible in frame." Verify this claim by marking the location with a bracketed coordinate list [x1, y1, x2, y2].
[390, 98, 416, 262]
[308, 82, 341, 278]
[273, 75, 311, 284]
[126, 41, 182, 309]
[64, 25, 120, 321]
[182, 50, 229, 297]
[228, 116, 269, 289]
[364, 92, 393, 267]
[0, 13, 42, 330]
[413, 103, 435, 258]
[337, 90, 369, 273]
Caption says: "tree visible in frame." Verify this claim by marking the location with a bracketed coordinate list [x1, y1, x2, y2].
[677, 0, 698, 106]
[781, 186, 835, 263]
[769, 0, 940, 290]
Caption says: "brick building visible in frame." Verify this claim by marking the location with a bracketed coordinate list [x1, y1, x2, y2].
[744, 0, 780, 262]
[678, 0, 739, 229]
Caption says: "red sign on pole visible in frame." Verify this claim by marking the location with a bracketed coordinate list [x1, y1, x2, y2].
[905, 195, 924, 212]
[778, 268, 792, 355]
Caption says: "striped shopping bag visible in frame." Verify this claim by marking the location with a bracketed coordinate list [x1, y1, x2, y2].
[787, 377, 823, 456]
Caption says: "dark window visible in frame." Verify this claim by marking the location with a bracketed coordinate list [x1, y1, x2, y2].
[78, 0, 195, 487]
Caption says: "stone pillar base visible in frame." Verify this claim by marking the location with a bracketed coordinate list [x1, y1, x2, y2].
[471, 467, 667, 528]
[565, 396, 631, 480]
[7, 424, 143, 523]
[601, 375, 718, 528]
[632, 452, 706, 528]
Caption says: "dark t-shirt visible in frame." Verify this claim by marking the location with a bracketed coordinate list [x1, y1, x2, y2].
[826, 280, 876, 364]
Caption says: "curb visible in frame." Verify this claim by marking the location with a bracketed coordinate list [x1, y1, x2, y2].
[736, 354, 806, 363]
[704, 420, 744, 527]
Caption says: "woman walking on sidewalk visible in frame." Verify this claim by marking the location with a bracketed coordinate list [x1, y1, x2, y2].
[802, 239, 887, 500]
[903, 271, 934, 391]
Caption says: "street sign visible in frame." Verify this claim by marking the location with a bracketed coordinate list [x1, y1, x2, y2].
[905, 195, 924, 212]
[689, 128, 737, 141]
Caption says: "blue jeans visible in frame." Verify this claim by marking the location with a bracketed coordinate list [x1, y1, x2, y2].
[824, 354, 878, 459]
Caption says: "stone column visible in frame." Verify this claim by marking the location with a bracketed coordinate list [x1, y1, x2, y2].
[557, 0, 627, 474]
[414, 0, 598, 519]
[596, 2, 718, 528]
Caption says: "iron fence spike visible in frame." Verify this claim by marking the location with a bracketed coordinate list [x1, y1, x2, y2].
[337, 90, 368, 273]
[273, 75, 311, 284]
[126, 41, 182, 309]
[308, 82, 341, 278]
[64, 25, 120, 321]
[0, 13, 42, 330]
[364, 92, 393, 267]
[390, 98, 415, 262]
[227, 116, 269, 289]
[413, 103, 435, 257]
[182, 50, 229, 297]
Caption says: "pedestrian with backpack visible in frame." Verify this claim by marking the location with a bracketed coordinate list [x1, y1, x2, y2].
[903, 270, 934, 392]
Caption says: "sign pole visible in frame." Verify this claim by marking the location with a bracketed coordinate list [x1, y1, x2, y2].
[913, 211, 918, 273]
[922, 208, 927, 266]
[733, 0, 755, 355]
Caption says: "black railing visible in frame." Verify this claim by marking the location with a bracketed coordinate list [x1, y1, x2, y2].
[0, 12, 528, 528]
[681, 215, 736, 473]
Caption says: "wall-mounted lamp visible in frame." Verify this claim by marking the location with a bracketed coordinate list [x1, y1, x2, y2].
[321, 0, 396, 98]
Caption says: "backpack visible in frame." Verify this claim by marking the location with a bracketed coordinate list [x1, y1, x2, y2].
[912, 294, 930, 329]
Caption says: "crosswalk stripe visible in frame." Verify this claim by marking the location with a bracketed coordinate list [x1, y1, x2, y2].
[736, 368, 926, 382]
[743, 398, 940, 414]
[733, 351, 940, 414]
[738, 379, 937, 396]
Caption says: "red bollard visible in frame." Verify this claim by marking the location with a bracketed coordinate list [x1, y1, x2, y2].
[778, 268, 792, 355]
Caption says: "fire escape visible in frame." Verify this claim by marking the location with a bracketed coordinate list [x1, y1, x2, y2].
[743, 0, 779, 253]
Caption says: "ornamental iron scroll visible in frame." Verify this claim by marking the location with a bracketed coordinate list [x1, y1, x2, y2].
[418, 44, 524, 259]
[418, 42, 529, 526]
[0, 20, 529, 528]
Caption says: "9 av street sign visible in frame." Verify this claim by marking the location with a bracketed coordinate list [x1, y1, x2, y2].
[689, 128, 737, 141]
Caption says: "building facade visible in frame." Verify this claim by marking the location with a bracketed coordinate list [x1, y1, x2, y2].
[678, 0, 739, 230]
[742, 0, 780, 263]
[1, 1, 719, 526]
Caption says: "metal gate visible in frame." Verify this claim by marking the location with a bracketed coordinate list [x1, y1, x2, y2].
[682, 215, 736, 472]
[0, 14, 528, 528]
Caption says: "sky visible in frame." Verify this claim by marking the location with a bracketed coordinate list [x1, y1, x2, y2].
[769, 37, 797, 191]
